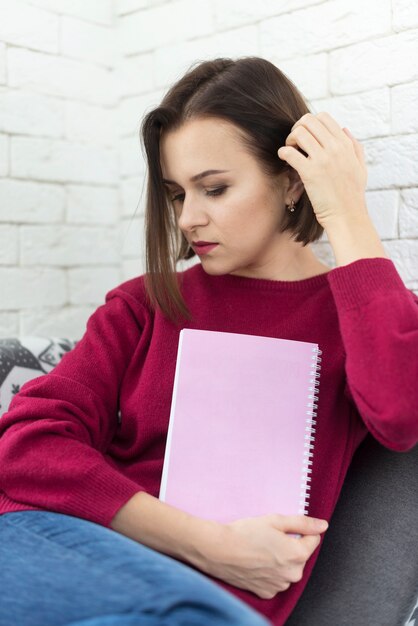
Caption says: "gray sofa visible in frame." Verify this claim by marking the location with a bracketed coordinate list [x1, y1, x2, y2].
[0, 337, 417, 626]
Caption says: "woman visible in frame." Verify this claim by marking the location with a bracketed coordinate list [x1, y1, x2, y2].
[0, 57, 417, 626]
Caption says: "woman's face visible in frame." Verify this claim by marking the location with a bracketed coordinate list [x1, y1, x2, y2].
[159, 117, 302, 279]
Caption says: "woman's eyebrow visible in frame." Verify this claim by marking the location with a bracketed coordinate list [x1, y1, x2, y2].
[162, 169, 231, 185]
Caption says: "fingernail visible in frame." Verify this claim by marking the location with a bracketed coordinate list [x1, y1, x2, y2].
[316, 519, 329, 530]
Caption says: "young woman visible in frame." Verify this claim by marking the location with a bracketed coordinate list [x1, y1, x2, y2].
[0, 57, 417, 626]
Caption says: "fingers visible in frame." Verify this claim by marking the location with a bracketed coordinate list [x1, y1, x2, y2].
[277, 145, 307, 173]
[285, 126, 323, 157]
[270, 514, 328, 535]
[278, 111, 354, 172]
[342, 127, 366, 167]
[290, 113, 338, 150]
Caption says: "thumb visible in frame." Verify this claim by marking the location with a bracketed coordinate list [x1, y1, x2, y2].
[271, 514, 329, 536]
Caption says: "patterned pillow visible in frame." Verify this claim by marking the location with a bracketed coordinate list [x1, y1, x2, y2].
[0, 337, 77, 418]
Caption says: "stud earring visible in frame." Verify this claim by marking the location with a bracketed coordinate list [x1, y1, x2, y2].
[286, 199, 296, 212]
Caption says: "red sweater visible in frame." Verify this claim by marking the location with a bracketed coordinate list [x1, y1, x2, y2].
[0, 258, 417, 625]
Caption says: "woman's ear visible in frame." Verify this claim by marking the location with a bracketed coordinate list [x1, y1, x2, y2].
[283, 167, 305, 204]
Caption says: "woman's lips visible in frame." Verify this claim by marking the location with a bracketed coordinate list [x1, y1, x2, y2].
[191, 243, 219, 255]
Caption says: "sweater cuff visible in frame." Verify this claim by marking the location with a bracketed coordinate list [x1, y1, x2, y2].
[327, 258, 406, 310]
[72, 463, 148, 528]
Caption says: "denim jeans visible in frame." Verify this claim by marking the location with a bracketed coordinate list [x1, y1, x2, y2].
[0, 511, 270, 626]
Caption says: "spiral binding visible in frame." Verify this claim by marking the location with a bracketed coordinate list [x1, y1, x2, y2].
[299, 345, 322, 515]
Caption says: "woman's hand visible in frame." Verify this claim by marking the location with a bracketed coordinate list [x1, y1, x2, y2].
[196, 513, 328, 599]
[277, 112, 369, 230]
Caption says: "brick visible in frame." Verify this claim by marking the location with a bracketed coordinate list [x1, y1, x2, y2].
[61, 16, 117, 68]
[0, 268, 66, 309]
[119, 135, 146, 178]
[8, 47, 116, 106]
[66, 185, 119, 224]
[385, 239, 418, 289]
[120, 177, 146, 217]
[154, 37, 218, 89]
[120, 215, 146, 258]
[310, 241, 336, 269]
[364, 134, 418, 189]
[65, 101, 117, 147]
[20, 305, 95, 339]
[11, 137, 118, 184]
[0, 312, 19, 336]
[213, 0, 322, 30]
[365, 189, 398, 240]
[0, 42, 6, 84]
[274, 54, 328, 102]
[311, 88, 390, 140]
[0, 225, 18, 264]
[117, 0, 153, 15]
[121, 257, 146, 281]
[25, 0, 113, 27]
[119, 0, 214, 55]
[20, 225, 120, 266]
[0, 134, 8, 176]
[68, 267, 121, 304]
[176, 255, 200, 275]
[121, 257, 145, 280]
[330, 29, 418, 94]
[0, 179, 64, 223]
[392, 81, 418, 134]
[260, 0, 391, 60]
[0, 87, 64, 137]
[154, 25, 258, 89]
[0, 0, 59, 53]
[392, 0, 418, 31]
[119, 89, 165, 137]
[116, 53, 154, 98]
[399, 188, 418, 238]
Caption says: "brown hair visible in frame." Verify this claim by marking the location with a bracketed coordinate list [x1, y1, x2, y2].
[140, 56, 323, 325]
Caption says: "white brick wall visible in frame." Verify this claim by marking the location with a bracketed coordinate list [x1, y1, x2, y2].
[0, 43, 6, 84]
[0, 0, 59, 53]
[11, 138, 119, 183]
[0, 133, 8, 176]
[1, 0, 417, 339]
[0, 0, 119, 338]
[25, 0, 114, 26]
[8, 48, 117, 106]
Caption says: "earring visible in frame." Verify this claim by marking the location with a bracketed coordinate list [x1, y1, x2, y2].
[286, 198, 296, 212]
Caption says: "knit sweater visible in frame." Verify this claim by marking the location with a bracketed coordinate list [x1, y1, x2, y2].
[0, 257, 417, 625]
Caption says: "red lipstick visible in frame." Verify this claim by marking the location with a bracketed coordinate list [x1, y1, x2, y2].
[192, 241, 219, 255]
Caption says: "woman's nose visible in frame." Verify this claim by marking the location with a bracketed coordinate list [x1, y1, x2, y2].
[177, 195, 209, 232]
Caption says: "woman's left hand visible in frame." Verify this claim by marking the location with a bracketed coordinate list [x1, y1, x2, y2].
[277, 112, 369, 229]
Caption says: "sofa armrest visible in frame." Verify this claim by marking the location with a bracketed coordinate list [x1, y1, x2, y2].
[285, 435, 418, 626]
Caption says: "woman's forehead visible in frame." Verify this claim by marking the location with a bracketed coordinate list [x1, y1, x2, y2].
[160, 119, 252, 180]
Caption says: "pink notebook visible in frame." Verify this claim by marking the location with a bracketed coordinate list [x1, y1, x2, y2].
[159, 329, 321, 523]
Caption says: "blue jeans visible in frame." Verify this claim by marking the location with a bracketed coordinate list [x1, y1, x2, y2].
[0, 511, 270, 626]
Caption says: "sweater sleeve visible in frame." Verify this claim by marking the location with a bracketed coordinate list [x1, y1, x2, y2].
[0, 288, 148, 527]
[327, 257, 418, 452]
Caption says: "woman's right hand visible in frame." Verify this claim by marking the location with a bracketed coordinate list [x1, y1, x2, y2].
[199, 514, 328, 599]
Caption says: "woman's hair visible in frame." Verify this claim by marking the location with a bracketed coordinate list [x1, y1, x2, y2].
[140, 56, 323, 324]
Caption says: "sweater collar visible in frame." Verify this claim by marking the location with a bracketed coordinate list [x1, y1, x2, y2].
[191, 262, 332, 292]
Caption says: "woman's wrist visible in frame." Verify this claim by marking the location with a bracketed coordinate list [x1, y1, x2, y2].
[324, 214, 389, 267]
[185, 517, 228, 572]
[110, 491, 225, 570]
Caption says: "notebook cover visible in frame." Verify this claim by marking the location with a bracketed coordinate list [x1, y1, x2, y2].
[159, 329, 320, 523]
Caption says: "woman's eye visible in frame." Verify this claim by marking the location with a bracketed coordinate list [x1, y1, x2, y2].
[206, 186, 227, 197]
[171, 186, 227, 203]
